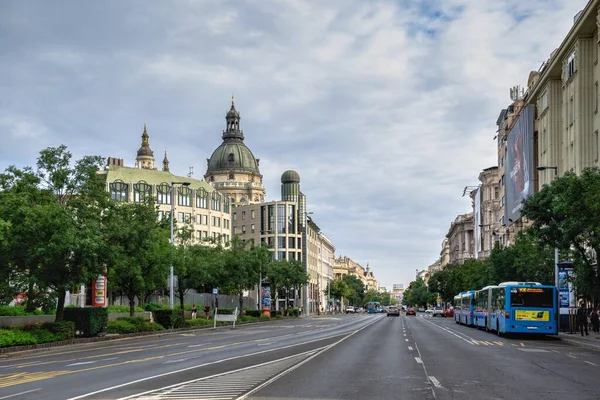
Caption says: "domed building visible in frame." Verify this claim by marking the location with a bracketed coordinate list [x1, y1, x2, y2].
[205, 98, 265, 204]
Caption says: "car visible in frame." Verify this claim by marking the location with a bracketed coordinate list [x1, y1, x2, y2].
[346, 306, 355, 314]
[425, 308, 433, 315]
[406, 307, 416, 316]
[387, 306, 400, 316]
[432, 307, 444, 317]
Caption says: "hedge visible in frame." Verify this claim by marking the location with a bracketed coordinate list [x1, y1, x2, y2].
[64, 307, 108, 337]
[107, 317, 164, 334]
[0, 321, 75, 348]
[153, 309, 185, 329]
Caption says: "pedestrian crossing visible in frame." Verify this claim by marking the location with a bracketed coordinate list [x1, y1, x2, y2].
[120, 349, 317, 400]
[471, 340, 505, 346]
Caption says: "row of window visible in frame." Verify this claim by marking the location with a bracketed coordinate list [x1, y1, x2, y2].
[157, 211, 230, 229]
[109, 180, 230, 213]
[194, 230, 230, 242]
[233, 210, 256, 221]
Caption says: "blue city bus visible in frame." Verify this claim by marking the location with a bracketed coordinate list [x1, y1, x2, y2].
[490, 282, 558, 335]
[454, 291, 475, 326]
[366, 301, 381, 313]
[473, 285, 500, 330]
[469, 282, 558, 335]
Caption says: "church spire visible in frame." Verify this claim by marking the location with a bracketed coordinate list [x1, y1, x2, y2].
[162, 150, 170, 172]
[135, 123, 155, 170]
[223, 98, 243, 141]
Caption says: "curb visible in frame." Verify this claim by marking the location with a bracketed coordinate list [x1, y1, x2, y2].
[0, 316, 299, 358]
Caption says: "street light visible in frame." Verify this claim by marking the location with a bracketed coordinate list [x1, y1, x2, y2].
[537, 166, 559, 291]
[170, 181, 191, 309]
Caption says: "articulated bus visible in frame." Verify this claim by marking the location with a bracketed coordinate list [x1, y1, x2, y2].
[366, 301, 381, 313]
[465, 282, 558, 335]
[454, 291, 475, 326]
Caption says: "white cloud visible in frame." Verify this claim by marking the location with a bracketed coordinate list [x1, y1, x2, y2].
[0, 0, 590, 289]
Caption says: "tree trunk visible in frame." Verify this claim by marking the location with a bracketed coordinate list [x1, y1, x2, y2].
[178, 289, 185, 310]
[55, 287, 67, 322]
[238, 290, 244, 315]
[128, 295, 136, 317]
[285, 289, 290, 316]
[25, 280, 36, 312]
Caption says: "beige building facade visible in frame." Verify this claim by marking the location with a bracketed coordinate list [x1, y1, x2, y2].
[332, 256, 378, 291]
[101, 126, 232, 243]
[446, 213, 474, 265]
[471, 166, 501, 258]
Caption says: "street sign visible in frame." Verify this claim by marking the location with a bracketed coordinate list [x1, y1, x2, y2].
[212, 288, 219, 295]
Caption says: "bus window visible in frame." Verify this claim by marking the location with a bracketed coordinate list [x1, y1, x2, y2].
[510, 287, 553, 308]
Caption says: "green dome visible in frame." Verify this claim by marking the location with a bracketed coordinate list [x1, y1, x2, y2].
[207, 142, 260, 174]
[281, 170, 300, 184]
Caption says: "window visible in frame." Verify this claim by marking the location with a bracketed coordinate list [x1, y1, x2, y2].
[233, 226, 237, 235]
[242, 225, 246, 234]
[278, 237, 286, 249]
[567, 51, 576, 78]
[228, 153, 234, 162]
[278, 251, 286, 260]
[185, 213, 191, 223]
[595, 130, 599, 162]
[569, 96, 574, 125]
[133, 181, 151, 203]
[277, 204, 286, 234]
[110, 180, 129, 202]
[211, 191, 221, 211]
[196, 188, 208, 208]
[288, 252, 296, 260]
[178, 212, 184, 223]
[228, 173, 234, 180]
[540, 90, 548, 111]
[287, 205, 295, 234]
[251, 224, 255, 233]
[157, 183, 171, 204]
[251, 210, 255, 219]
[233, 212, 237, 221]
[494, 186, 499, 199]
[288, 237, 296, 248]
[242, 211, 246, 220]
[178, 186, 192, 207]
[196, 231, 202, 240]
[223, 197, 230, 213]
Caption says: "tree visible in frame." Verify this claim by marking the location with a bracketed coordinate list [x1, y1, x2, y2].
[326, 278, 351, 309]
[103, 200, 171, 316]
[0, 146, 108, 321]
[221, 236, 260, 313]
[522, 167, 600, 304]
[402, 277, 434, 307]
[341, 275, 365, 306]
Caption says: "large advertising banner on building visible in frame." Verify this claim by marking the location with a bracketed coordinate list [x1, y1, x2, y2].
[505, 104, 535, 224]
[474, 186, 482, 258]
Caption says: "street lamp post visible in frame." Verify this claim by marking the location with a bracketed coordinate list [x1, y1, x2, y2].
[170, 181, 191, 309]
[537, 166, 559, 290]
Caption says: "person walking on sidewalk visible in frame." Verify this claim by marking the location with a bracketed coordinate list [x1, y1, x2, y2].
[577, 302, 589, 336]
[590, 308, 599, 334]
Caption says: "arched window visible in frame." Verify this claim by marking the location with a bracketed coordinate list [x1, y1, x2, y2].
[110, 180, 129, 202]
[228, 153, 234, 162]
[178, 186, 192, 207]
[196, 187, 208, 208]
[133, 180, 151, 203]
[211, 191, 222, 211]
[156, 183, 171, 204]
[228, 172, 234, 180]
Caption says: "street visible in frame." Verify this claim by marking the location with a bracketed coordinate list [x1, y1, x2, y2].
[0, 313, 598, 399]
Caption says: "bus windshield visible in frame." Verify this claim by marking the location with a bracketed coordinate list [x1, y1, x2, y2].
[510, 287, 554, 308]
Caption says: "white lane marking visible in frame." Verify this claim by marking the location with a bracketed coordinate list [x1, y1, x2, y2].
[405, 338, 409, 342]
[429, 376, 442, 388]
[408, 346, 413, 351]
[164, 358, 189, 364]
[188, 343, 212, 348]
[67, 361, 96, 366]
[567, 354, 577, 359]
[414, 357, 422, 364]
[0, 389, 42, 399]
[69, 316, 384, 399]
[403, 334, 407, 337]
[257, 342, 273, 346]
[418, 317, 475, 345]
[585, 361, 597, 366]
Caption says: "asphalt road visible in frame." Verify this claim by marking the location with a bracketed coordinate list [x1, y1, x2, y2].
[1, 312, 599, 399]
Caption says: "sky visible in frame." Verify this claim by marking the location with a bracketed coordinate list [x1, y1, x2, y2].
[0, 0, 590, 290]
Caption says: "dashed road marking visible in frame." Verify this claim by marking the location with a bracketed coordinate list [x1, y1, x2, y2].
[66, 361, 95, 367]
[584, 361, 597, 366]
[414, 357, 422, 364]
[429, 376, 442, 388]
[405, 339, 409, 342]
[568, 354, 578, 359]
[408, 346, 413, 351]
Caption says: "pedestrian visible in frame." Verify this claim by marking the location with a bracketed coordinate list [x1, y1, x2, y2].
[590, 308, 599, 334]
[191, 304, 197, 320]
[576, 302, 589, 336]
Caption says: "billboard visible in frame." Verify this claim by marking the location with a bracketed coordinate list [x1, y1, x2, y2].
[474, 186, 482, 258]
[505, 104, 535, 224]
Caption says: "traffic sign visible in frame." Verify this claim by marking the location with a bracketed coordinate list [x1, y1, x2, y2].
[212, 288, 219, 295]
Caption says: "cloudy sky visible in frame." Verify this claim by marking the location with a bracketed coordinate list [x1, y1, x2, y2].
[0, 0, 589, 289]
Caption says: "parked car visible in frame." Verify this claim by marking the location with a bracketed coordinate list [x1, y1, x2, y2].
[346, 306, 355, 314]
[432, 307, 444, 317]
[387, 306, 400, 317]
[406, 307, 416, 316]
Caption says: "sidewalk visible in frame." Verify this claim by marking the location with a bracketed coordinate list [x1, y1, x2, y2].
[559, 331, 600, 351]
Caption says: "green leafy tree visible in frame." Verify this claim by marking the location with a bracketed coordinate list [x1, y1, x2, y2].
[341, 274, 365, 306]
[326, 278, 351, 308]
[103, 200, 171, 316]
[221, 236, 260, 313]
[522, 167, 600, 304]
[403, 277, 434, 307]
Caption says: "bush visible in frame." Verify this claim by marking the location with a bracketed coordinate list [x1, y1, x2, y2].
[41, 321, 75, 340]
[215, 307, 236, 315]
[185, 318, 211, 327]
[107, 305, 145, 314]
[0, 329, 37, 347]
[244, 309, 261, 318]
[271, 310, 281, 317]
[0, 321, 75, 348]
[64, 307, 109, 337]
[144, 303, 169, 312]
[0, 305, 47, 316]
[107, 317, 164, 334]
[153, 309, 185, 329]
[289, 308, 300, 317]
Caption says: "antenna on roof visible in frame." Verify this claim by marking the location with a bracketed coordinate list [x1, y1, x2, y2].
[187, 166, 194, 178]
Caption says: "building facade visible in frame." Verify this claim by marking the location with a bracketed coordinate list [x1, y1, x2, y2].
[332, 256, 378, 290]
[446, 213, 474, 265]
[205, 99, 266, 205]
[101, 126, 232, 243]
[471, 166, 501, 258]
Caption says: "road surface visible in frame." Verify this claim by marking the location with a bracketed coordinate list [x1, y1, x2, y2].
[0, 313, 598, 399]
